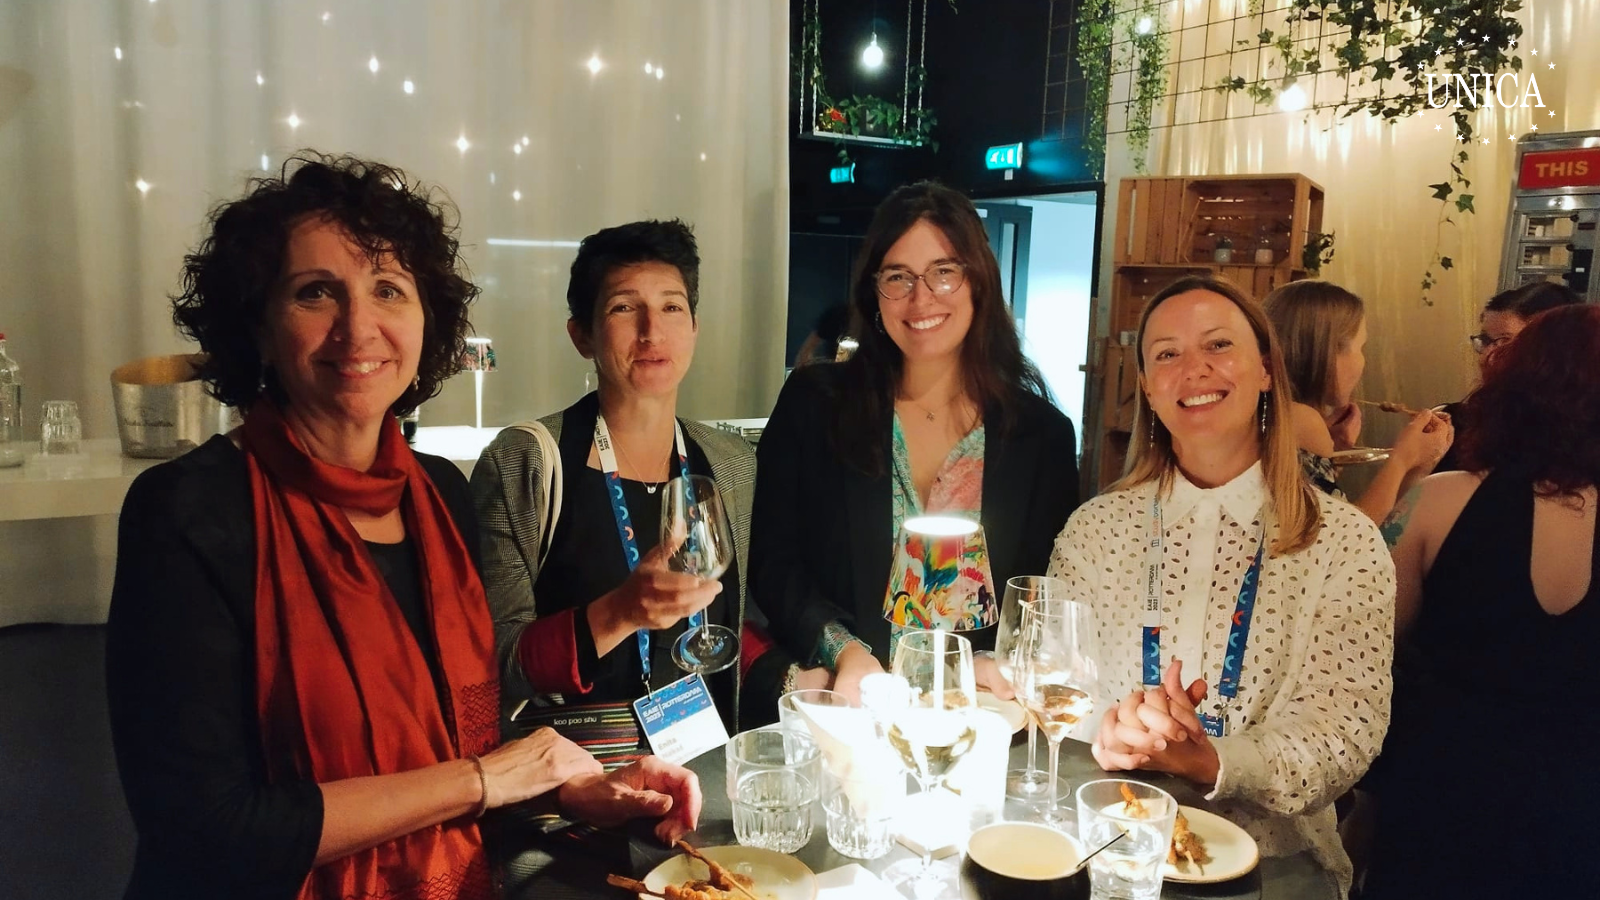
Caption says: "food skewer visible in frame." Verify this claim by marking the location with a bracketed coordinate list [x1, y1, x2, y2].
[674, 841, 760, 900]
[607, 874, 666, 898]
[1356, 398, 1425, 417]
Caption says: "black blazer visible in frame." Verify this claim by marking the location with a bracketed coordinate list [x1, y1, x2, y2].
[749, 364, 1081, 665]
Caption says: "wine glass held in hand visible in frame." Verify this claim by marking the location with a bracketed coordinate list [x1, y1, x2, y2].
[660, 474, 741, 675]
[1017, 597, 1097, 832]
[880, 629, 980, 900]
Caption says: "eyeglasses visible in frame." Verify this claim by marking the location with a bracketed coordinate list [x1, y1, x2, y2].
[1468, 333, 1511, 354]
[874, 262, 967, 300]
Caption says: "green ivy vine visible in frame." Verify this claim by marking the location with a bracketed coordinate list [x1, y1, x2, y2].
[1077, 1, 1171, 176]
[1213, 0, 1524, 303]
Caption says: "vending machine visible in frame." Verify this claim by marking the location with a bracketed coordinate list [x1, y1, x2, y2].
[1500, 130, 1600, 302]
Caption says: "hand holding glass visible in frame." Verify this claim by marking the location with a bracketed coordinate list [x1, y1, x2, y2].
[660, 474, 740, 674]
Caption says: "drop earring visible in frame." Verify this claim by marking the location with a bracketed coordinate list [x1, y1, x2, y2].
[1259, 393, 1269, 435]
[1148, 409, 1156, 446]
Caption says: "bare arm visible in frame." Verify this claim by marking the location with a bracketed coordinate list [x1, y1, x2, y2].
[315, 762, 482, 865]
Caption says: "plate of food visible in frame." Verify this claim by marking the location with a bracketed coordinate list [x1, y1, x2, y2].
[1327, 447, 1391, 466]
[1160, 806, 1259, 884]
[612, 842, 817, 900]
[976, 691, 1028, 733]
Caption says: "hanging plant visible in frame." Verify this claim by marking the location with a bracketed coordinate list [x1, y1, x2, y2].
[1125, 0, 1169, 173]
[1302, 231, 1336, 275]
[1212, 0, 1523, 303]
[1077, 1, 1170, 176]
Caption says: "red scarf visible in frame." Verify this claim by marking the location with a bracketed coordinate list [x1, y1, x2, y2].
[242, 401, 500, 900]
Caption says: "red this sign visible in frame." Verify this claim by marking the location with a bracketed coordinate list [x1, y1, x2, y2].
[1519, 148, 1600, 189]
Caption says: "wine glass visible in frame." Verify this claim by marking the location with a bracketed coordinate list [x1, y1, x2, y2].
[881, 629, 978, 899]
[661, 474, 740, 674]
[994, 575, 1068, 806]
[1016, 597, 1097, 832]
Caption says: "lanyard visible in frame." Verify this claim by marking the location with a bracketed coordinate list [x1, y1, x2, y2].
[594, 413, 690, 687]
[1142, 495, 1265, 735]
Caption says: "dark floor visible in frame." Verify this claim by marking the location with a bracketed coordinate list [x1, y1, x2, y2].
[0, 625, 134, 900]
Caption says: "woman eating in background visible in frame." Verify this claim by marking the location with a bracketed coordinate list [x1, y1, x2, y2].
[107, 156, 700, 900]
[1048, 275, 1393, 896]
[473, 220, 815, 735]
[750, 181, 1080, 701]
[1366, 304, 1600, 899]
[1261, 280, 1452, 527]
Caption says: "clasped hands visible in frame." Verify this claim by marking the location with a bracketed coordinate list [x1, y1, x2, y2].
[1090, 659, 1220, 787]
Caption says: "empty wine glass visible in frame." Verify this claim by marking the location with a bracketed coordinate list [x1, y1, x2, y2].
[1017, 597, 1097, 832]
[880, 629, 978, 899]
[661, 474, 740, 674]
[995, 575, 1068, 806]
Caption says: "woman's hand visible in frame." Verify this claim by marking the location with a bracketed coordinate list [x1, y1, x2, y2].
[792, 665, 833, 692]
[974, 653, 1014, 701]
[1392, 410, 1454, 475]
[1090, 660, 1219, 787]
[831, 642, 885, 705]
[477, 727, 604, 809]
[1326, 402, 1363, 451]
[557, 756, 703, 844]
[589, 541, 723, 654]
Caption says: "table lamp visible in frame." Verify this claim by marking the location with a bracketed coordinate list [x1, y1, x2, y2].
[883, 514, 998, 632]
[462, 337, 496, 429]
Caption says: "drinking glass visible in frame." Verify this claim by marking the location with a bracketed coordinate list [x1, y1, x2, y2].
[726, 727, 821, 853]
[778, 688, 852, 736]
[1075, 780, 1177, 900]
[880, 629, 979, 899]
[1017, 598, 1097, 832]
[995, 575, 1068, 804]
[40, 400, 82, 455]
[822, 773, 897, 859]
[661, 474, 740, 674]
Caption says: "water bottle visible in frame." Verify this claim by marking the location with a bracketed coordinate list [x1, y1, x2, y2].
[0, 333, 23, 467]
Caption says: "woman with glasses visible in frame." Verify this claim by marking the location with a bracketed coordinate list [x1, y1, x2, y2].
[749, 182, 1080, 702]
[1434, 281, 1580, 473]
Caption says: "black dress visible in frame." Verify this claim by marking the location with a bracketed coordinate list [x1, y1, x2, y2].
[1364, 470, 1600, 898]
[105, 436, 479, 900]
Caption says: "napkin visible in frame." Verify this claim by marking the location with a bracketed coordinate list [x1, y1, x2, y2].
[789, 700, 905, 817]
[815, 864, 902, 900]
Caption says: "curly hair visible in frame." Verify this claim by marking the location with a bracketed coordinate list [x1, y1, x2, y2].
[171, 152, 478, 415]
[566, 219, 699, 332]
[1458, 304, 1600, 498]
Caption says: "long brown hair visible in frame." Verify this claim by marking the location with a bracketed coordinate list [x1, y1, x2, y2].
[832, 182, 1048, 476]
[1112, 275, 1322, 555]
[1261, 280, 1365, 411]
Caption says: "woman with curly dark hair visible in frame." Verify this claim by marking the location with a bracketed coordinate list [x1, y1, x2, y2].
[1366, 303, 1600, 899]
[106, 155, 700, 900]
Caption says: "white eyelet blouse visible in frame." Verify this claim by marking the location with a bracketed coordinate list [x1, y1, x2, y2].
[1047, 462, 1394, 895]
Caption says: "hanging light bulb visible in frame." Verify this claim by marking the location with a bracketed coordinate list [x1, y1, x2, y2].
[1278, 81, 1308, 112]
[861, 33, 884, 69]
[1135, 16, 1154, 34]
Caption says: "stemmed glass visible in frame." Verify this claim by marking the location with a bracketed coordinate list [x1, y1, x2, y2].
[1016, 597, 1097, 832]
[880, 629, 979, 899]
[661, 474, 740, 674]
[994, 575, 1068, 805]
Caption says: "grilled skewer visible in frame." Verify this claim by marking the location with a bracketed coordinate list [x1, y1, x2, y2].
[674, 842, 759, 900]
[607, 874, 666, 897]
[1356, 399, 1425, 417]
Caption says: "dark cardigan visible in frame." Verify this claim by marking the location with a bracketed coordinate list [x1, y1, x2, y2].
[749, 363, 1082, 665]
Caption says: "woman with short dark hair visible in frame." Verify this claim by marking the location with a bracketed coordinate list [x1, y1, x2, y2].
[1368, 303, 1600, 898]
[749, 181, 1080, 701]
[108, 156, 700, 900]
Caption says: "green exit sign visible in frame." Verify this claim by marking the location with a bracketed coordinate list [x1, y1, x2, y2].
[984, 143, 1023, 170]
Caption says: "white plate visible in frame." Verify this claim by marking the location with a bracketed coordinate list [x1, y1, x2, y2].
[642, 846, 818, 900]
[1161, 805, 1259, 884]
[976, 692, 1028, 733]
[1327, 447, 1391, 466]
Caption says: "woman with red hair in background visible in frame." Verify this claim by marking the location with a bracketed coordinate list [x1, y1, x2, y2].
[1365, 304, 1600, 898]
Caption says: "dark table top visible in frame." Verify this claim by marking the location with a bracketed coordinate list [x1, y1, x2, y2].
[501, 737, 1339, 900]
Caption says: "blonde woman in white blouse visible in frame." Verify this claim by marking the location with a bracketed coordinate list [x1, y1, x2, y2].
[1047, 275, 1394, 895]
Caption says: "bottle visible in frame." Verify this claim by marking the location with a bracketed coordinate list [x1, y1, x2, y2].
[0, 333, 23, 467]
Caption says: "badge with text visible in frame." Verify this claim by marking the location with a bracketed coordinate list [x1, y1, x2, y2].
[632, 674, 729, 767]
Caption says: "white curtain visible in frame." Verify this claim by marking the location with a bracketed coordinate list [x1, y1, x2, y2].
[1100, 0, 1598, 444]
[0, 0, 789, 624]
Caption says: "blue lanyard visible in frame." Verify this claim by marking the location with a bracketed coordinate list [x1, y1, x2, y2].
[594, 414, 690, 686]
[1142, 496, 1265, 735]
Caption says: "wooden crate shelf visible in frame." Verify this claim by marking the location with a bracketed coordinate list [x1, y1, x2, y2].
[1089, 174, 1325, 490]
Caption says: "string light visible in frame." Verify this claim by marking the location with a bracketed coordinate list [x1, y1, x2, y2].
[403, 79, 415, 94]
[586, 54, 603, 75]
[456, 134, 470, 153]
[861, 34, 884, 69]
[368, 56, 380, 74]
[1278, 82, 1308, 112]
[286, 112, 301, 129]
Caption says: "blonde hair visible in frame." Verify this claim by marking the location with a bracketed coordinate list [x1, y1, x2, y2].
[1260, 280, 1365, 412]
[1111, 275, 1322, 556]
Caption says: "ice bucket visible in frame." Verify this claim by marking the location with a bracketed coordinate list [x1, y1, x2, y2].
[110, 354, 230, 458]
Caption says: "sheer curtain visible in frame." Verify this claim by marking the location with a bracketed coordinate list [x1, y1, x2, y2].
[0, 0, 789, 623]
[1100, 0, 1597, 424]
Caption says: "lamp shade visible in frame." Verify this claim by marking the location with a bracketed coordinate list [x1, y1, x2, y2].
[462, 337, 496, 372]
[883, 514, 998, 630]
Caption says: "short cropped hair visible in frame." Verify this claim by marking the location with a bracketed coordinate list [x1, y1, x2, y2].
[566, 220, 699, 332]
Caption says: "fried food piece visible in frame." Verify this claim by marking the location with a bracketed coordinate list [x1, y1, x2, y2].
[675, 842, 758, 900]
[1167, 811, 1210, 871]
[1119, 783, 1150, 819]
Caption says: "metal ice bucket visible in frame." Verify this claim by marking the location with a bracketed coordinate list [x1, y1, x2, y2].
[110, 354, 231, 458]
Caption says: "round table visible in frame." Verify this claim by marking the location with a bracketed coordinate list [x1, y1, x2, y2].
[501, 737, 1339, 900]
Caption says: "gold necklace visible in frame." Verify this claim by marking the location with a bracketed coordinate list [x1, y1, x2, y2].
[898, 393, 956, 423]
[612, 436, 667, 494]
